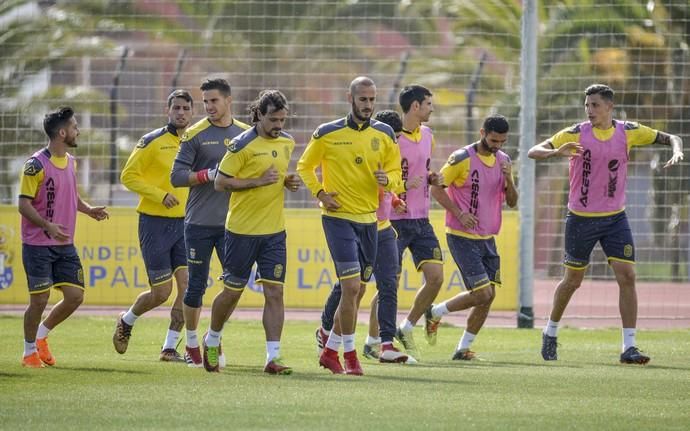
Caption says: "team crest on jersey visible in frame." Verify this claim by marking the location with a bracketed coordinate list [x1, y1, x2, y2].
[623, 244, 633, 258]
[283, 145, 290, 160]
[272, 150, 278, 158]
[433, 247, 442, 261]
[224, 138, 231, 147]
[371, 137, 380, 151]
[23, 158, 41, 176]
[355, 156, 363, 164]
[273, 264, 284, 278]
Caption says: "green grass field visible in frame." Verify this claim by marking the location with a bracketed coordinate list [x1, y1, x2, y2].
[1, 315, 689, 430]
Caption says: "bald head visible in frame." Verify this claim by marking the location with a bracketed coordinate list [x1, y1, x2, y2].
[349, 76, 376, 96]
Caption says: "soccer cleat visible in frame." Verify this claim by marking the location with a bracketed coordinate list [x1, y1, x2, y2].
[362, 342, 380, 360]
[315, 327, 328, 357]
[21, 351, 45, 368]
[184, 346, 203, 368]
[379, 343, 408, 363]
[451, 349, 477, 361]
[319, 348, 345, 374]
[541, 333, 558, 361]
[620, 346, 650, 365]
[160, 348, 185, 362]
[202, 337, 220, 373]
[112, 312, 133, 354]
[343, 351, 363, 376]
[395, 327, 420, 359]
[264, 357, 293, 375]
[36, 337, 55, 366]
[424, 306, 442, 346]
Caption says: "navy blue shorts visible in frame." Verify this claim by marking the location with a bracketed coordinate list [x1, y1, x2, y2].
[222, 230, 286, 290]
[447, 234, 500, 291]
[183, 223, 225, 307]
[138, 214, 186, 287]
[564, 211, 635, 269]
[322, 216, 377, 282]
[391, 218, 443, 271]
[22, 244, 84, 294]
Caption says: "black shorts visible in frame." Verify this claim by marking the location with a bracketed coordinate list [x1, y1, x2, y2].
[391, 218, 443, 271]
[322, 216, 377, 282]
[564, 211, 635, 269]
[138, 214, 186, 286]
[446, 234, 500, 291]
[222, 230, 287, 290]
[22, 244, 84, 294]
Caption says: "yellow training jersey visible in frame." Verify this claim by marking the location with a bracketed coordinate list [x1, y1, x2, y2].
[549, 121, 658, 151]
[121, 124, 188, 218]
[218, 127, 295, 235]
[19, 149, 74, 199]
[297, 115, 402, 224]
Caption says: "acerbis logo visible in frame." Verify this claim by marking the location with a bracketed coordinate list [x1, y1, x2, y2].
[469, 170, 480, 216]
[579, 149, 592, 207]
[607, 159, 619, 198]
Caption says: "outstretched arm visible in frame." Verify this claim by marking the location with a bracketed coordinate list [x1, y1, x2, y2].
[528, 140, 583, 160]
[655, 131, 684, 168]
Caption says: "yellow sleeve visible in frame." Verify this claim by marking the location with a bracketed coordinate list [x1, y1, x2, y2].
[431, 134, 436, 153]
[297, 135, 326, 197]
[625, 123, 658, 149]
[383, 137, 403, 193]
[440, 157, 470, 188]
[549, 127, 581, 149]
[218, 147, 248, 178]
[19, 158, 45, 198]
[120, 140, 168, 204]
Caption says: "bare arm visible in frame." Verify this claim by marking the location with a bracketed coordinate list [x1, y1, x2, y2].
[430, 184, 478, 230]
[655, 131, 684, 168]
[214, 165, 279, 192]
[18, 197, 69, 242]
[502, 162, 518, 208]
[78, 196, 109, 221]
[527, 140, 583, 160]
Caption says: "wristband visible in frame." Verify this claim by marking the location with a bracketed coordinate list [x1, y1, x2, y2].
[196, 169, 210, 184]
[316, 189, 325, 198]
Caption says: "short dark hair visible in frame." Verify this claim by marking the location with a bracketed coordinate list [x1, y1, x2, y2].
[249, 89, 289, 123]
[373, 110, 402, 134]
[200, 78, 231, 97]
[43, 106, 75, 139]
[167, 89, 193, 108]
[399, 84, 433, 113]
[482, 114, 510, 134]
[585, 84, 614, 101]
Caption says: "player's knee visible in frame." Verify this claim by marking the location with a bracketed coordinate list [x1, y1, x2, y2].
[263, 283, 284, 302]
[65, 290, 84, 308]
[423, 266, 444, 289]
[151, 285, 172, 305]
[474, 286, 494, 305]
[183, 292, 203, 309]
[28, 292, 50, 310]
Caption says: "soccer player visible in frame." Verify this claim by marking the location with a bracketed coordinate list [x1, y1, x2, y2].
[202, 89, 299, 375]
[170, 78, 249, 367]
[114, 89, 193, 361]
[428, 114, 517, 360]
[390, 84, 445, 360]
[298, 77, 402, 375]
[19, 107, 109, 368]
[528, 84, 683, 364]
[316, 110, 409, 365]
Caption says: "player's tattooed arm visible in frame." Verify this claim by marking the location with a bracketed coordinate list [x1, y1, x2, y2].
[656, 131, 684, 168]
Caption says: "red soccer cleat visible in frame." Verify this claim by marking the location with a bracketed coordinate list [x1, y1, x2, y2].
[319, 348, 345, 374]
[343, 350, 363, 376]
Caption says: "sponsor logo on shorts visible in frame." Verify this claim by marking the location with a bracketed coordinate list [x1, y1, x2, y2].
[274, 264, 284, 278]
[77, 268, 84, 284]
[494, 269, 501, 284]
[623, 244, 633, 258]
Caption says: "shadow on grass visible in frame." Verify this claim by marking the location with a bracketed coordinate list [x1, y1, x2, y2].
[598, 363, 690, 371]
[405, 360, 584, 370]
[55, 366, 151, 374]
[213, 365, 469, 385]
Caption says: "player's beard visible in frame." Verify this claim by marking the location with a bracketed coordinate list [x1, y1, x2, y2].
[480, 137, 498, 154]
[65, 135, 78, 148]
[351, 102, 372, 122]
